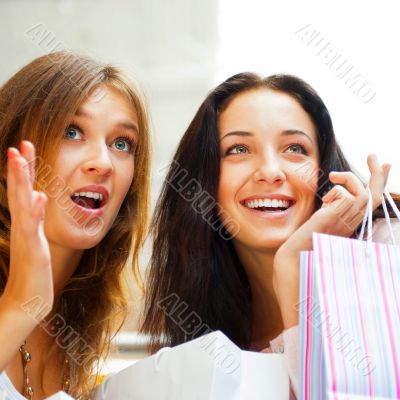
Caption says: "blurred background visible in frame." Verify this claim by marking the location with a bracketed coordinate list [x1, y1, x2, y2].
[1, 0, 399, 373]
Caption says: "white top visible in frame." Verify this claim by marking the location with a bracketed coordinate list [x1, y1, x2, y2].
[0, 372, 73, 400]
[0, 371, 26, 400]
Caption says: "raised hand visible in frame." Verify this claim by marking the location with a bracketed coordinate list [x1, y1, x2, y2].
[1, 141, 52, 320]
[273, 154, 390, 328]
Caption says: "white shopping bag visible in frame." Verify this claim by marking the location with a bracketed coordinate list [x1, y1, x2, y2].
[95, 330, 289, 400]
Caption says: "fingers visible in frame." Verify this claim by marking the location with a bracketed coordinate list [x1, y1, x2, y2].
[328, 171, 366, 199]
[325, 154, 391, 209]
[322, 185, 356, 220]
[6, 148, 18, 217]
[7, 142, 36, 222]
[14, 152, 34, 210]
[20, 141, 36, 187]
[382, 164, 391, 187]
[322, 183, 348, 203]
[32, 192, 47, 223]
[367, 154, 392, 209]
[323, 172, 367, 210]
[322, 171, 369, 234]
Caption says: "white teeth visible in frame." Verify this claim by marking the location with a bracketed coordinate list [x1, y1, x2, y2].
[72, 191, 104, 202]
[244, 198, 291, 210]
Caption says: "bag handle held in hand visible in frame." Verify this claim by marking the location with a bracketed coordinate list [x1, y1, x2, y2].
[358, 187, 400, 247]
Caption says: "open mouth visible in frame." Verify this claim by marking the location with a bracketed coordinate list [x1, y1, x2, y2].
[71, 192, 106, 210]
[242, 198, 295, 212]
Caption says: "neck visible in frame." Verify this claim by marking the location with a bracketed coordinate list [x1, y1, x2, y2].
[234, 242, 284, 351]
[49, 241, 84, 302]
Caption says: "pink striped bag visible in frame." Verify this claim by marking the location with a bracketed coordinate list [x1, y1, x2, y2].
[299, 189, 400, 399]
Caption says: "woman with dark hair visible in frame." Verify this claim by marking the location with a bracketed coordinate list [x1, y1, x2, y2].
[141, 72, 397, 396]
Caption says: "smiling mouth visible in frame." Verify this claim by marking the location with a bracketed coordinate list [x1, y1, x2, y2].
[71, 192, 106, 210]
[242, 198, 296, 212]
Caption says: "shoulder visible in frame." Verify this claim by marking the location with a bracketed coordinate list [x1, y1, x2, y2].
[372, 218, 400, 244]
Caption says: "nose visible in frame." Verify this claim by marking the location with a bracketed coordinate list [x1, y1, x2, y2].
[252, 151, 286, 184]
[81, 142, 113, 177]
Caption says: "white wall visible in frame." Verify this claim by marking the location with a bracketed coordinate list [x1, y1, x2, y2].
[0, 0, 218, 207]
[216, 0, 400, 192]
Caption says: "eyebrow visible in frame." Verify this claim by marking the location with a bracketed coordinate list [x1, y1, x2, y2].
[220, 129, 314, 144]
[75, 109, 139, 135]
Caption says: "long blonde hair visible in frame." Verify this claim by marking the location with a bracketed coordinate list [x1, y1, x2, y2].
[0, 51, 151, 397]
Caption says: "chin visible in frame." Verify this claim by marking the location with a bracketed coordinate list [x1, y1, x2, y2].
[48, 224, 108, 251]
[78, 238, 103, 250]
[65, 233, 104, 250]
[235, 234, 289, 253]
[256, 238, 287, 252]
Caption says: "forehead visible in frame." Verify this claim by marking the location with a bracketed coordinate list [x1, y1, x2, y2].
[218, 88, 317, 141]
[78, 85, 138, 122]
[75, 85, 139, 136]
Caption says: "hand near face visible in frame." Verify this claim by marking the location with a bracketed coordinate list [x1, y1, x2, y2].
[1, 141, 52, 321]
[273, 154, 390, 328]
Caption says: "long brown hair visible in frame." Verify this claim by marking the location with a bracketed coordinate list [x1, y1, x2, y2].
[141, 72, 399, 353]
[0, 51, 151, 397]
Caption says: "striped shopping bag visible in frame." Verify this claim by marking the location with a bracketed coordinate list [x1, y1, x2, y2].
[299, 190, 400, 399]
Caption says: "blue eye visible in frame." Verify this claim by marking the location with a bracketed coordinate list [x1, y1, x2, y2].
[112, 136, 135, 153]
[64, 126, 82, 140]
[286, 144, 307, 155]
[226, 144, 249, 155]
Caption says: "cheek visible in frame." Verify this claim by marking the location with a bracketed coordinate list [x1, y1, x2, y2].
[288, 160, 319, 194]
[55, 146, 81, 167]
[217, 162, 243, 207]
[287, 162, 319, 218]
[116, 161, 135, 200]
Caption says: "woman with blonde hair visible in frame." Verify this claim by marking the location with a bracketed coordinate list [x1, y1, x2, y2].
[0, 51, 151, 399]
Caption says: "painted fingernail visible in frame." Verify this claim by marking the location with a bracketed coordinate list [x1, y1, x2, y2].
[7, 147, 17, 159]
